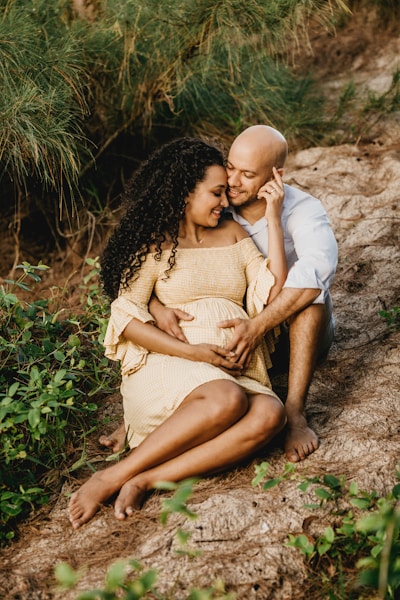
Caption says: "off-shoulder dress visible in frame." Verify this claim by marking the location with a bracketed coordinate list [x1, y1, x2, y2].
[104, 238, 280, 448]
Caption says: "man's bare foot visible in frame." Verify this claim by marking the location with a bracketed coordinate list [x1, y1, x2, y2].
[98, 422, 126, 453]
[114, 476, 147, 520]
[68, 470, 122, 529]
[284, 412, 319, 462]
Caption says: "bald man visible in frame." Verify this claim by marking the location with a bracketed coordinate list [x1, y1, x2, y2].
[219, 125, 337, 461]
[100, 126, 338, 463]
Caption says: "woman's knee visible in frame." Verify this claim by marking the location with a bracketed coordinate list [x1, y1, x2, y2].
[200, 381, 248, 424]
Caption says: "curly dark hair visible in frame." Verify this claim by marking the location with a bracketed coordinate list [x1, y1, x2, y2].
[100, 137, 225, 299]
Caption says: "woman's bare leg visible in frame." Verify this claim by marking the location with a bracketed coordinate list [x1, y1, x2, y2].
[114, 392, 285, 518]
[68, 380, 249, 528]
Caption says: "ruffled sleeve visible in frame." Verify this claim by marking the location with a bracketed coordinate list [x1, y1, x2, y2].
[103, 255, 160, 376]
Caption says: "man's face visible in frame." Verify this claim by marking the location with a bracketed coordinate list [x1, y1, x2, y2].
[226, 142, 273, 208]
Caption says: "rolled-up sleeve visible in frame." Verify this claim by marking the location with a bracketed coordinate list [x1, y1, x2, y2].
[284, 196, 338, 303]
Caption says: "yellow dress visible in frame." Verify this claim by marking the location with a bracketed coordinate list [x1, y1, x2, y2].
[104, 238, 280, 448]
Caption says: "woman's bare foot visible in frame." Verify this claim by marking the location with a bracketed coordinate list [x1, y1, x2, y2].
[68, 470, 122, 529]
[284, 411, 319, 462]
[114, 477, 147, 520]
[98, 422, 126, 453]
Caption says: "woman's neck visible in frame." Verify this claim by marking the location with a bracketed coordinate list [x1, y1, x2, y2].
[178, 223, 209, 247]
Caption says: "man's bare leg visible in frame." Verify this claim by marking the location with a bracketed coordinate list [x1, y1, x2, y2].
[284, 303, 331, 462]
[98, 422, 126, 453]
[69, 380, 250, 528]
[113, 393, 286, 519]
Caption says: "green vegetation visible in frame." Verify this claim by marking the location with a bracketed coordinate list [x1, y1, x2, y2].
[54, 467, 400, 599]
[55, 478, 235, 599]
[0, 260, 117, 542]
[379, 306, 400, 332]
[1, 0, 399, 594]
[1, 0, 398, 243]
[0, 0, 350, 228]
[253, 463, 400, 599]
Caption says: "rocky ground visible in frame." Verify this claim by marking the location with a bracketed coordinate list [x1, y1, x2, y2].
[0, 6, 399, 599]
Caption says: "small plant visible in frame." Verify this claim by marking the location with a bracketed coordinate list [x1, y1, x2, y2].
[55, 559, 158, 600]
[155, 478, 201, 558]
[379, 306, 400, 331]
[252, 460, 296, 489]
[254, 462, 400, 598]
[356, 484, 400, 600]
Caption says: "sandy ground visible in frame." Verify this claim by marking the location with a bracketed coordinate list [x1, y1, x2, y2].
[0, 6, 399, 600]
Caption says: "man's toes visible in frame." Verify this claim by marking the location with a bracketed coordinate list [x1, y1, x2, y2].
[286, 449, 300, 462]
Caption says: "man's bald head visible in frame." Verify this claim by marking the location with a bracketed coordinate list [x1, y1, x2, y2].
[230, 125, 288, 171]
[226, 125, 288, 215]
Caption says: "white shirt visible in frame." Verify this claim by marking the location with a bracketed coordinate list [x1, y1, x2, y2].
[228, 184, 338, 304]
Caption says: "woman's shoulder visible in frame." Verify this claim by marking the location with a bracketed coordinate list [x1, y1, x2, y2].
[218, 217, 249, 243]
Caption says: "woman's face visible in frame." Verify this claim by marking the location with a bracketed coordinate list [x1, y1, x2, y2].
[184, 165, 228, 227]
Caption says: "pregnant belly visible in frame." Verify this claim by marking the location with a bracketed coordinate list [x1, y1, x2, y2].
[175, 298, 248, 347]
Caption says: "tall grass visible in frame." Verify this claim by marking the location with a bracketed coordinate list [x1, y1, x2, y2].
[0, 0, 351, 225]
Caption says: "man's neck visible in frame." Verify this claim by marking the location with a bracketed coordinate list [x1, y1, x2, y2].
[236, 202, 266, 225]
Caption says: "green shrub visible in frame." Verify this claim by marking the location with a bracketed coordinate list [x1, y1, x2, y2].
[0, 0, 351, 223]
[0, 260, 117, 543]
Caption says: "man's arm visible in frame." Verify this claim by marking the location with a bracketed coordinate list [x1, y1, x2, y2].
[149, 295, 193, 343]
[220, 287, 320, 367]
[284, 192, 338, 300]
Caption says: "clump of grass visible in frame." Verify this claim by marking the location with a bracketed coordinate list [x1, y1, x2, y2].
[379, 306, 400, 332]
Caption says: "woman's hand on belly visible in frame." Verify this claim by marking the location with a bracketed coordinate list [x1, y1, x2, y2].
[187, 343, 243, 376]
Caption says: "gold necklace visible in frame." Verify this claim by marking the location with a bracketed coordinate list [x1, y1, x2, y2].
[198, 229, 207, 244]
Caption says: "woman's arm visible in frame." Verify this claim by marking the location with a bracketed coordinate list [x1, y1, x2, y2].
[122, 318, 242, 374]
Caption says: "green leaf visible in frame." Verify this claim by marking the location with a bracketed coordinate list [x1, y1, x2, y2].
[252, 461, 270, 486]
[54, 562, 82, 589]
[350, 497, 371, 509]
[28, 407, 41, 429]
[317, 541, 332, 556]
[8, 382, 20, 397]
[349, 480, 359, 496]
[323, 474, 341, 489]
[105, 560, 126, 591]
[356, 513, 383, 533]
[315, 487, 332, 500]
[262, 477, 282, 490]
[287, 533, 315, 558]
[392, 483, 400, 499]
[323, 526, 335, 543]
[54, 369, 67, 382]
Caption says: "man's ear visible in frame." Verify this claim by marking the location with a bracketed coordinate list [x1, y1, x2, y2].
[276, 167, 284, 178]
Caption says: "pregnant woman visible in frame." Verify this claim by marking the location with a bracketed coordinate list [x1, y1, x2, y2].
[68, 137, 287, 529]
